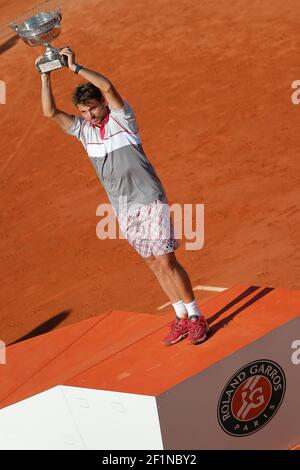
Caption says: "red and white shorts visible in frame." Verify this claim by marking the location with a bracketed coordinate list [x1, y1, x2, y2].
[117, 196, 179, 258]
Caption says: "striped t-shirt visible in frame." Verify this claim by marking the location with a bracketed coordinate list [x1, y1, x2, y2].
[65, 101, 166, 215]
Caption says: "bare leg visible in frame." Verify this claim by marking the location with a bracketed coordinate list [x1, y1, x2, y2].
[144, 252, 194, 304]
[144, 254, 181, 303]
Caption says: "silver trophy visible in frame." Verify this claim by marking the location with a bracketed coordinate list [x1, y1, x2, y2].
[10, 9, 68, 74]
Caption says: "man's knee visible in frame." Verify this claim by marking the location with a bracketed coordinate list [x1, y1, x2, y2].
[154, 252, 178, 274]
[144, 255, 158, 271]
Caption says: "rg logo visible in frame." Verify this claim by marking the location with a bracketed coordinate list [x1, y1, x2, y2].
[232, 375, 271, 421]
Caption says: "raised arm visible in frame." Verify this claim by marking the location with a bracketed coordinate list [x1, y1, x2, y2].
[59, 47, 125, 111]
[36, 56, 74, 131]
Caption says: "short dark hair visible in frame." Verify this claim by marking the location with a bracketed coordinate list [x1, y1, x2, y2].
[72, 82, 104, 106]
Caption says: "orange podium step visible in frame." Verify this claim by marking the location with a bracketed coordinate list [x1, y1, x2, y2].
[0, 284, 299, 449]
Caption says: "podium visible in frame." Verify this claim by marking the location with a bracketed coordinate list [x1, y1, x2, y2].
[0, 285, 299, 449]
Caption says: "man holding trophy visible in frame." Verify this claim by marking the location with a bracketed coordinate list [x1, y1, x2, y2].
[13, 9, 209, 346]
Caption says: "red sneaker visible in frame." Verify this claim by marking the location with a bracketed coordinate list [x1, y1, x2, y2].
[188, 316, 210, 344]
[163, 318, 189, 346]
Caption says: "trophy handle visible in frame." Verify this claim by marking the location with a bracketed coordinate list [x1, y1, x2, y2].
[9, 21, 18, 32]
[57, 8, 63, 22]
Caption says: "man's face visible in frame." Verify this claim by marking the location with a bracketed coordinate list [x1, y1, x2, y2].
[77, 98, 107, 126]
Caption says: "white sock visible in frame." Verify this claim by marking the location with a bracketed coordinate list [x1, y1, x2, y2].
[184, 299, 203, 319]
[172, 300, 188, 319]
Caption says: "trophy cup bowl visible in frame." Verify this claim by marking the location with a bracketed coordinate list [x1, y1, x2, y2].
[10, 10, 68, 74]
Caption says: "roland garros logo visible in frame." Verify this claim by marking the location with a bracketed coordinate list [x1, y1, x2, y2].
[217, 360, 286, 436]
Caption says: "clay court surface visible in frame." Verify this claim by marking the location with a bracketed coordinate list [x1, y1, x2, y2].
[0, 0, 299, 345]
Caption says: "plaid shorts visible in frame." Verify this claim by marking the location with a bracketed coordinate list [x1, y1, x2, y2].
[117, 196, 179, 258]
